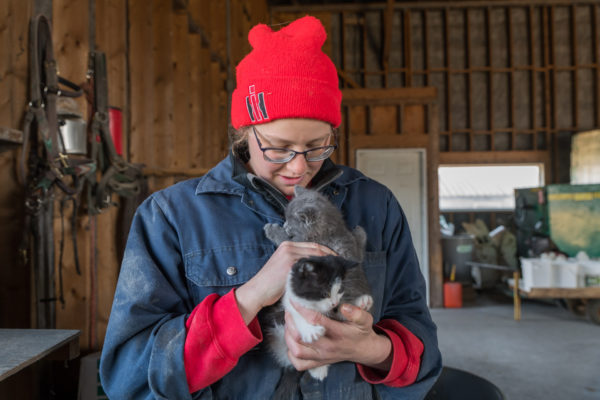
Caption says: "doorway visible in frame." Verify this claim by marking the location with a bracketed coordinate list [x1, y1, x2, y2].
[356, 148, 429, 303]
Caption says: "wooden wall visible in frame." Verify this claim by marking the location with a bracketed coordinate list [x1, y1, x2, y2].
[272, 1, 600, 182]
[0, 0, 268, 356]
[0, 0, 31, 332]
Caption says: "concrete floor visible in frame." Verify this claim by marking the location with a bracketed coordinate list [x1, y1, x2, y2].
[430, 292, 600, 400]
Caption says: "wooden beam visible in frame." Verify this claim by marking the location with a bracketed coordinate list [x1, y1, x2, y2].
[128, 0, 155, 167]
[521, 287, 600, 299]
[271, 0, 600, 14]
[428, 103, 443, 308]
[382, 0, 395, 86]
[342, 87, 437, 105]
[143, 167, 209, 178]
[440, 150, 550, 164]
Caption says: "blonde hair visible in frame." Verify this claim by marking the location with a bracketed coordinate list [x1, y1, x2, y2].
[228, 125, 250, 160]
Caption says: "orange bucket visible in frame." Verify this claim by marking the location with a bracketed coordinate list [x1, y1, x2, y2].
[444, 282, 463, 308]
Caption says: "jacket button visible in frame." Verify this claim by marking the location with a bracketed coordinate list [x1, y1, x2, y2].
[333, 190, 339, 195]
[226, 266, 238, 276]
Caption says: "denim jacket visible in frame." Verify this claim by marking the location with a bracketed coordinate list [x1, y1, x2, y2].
[100, 155, 442, 399]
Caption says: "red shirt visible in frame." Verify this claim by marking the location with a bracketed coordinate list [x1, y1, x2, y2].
[184, 289, 423, 393]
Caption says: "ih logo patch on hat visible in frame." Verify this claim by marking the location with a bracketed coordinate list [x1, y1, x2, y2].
[245, 85, 269, 123]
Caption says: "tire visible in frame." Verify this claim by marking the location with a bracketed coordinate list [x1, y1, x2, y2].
[586, 299, 600, 325]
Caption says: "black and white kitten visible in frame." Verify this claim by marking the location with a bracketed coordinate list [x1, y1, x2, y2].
[263, 186, 373, 382]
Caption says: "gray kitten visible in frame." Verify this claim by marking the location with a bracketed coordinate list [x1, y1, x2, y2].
[264, 185, 366, 263]
[263, 185, 373, 383]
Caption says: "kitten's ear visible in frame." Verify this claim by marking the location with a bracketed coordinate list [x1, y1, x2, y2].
[297, 260, 316, 278]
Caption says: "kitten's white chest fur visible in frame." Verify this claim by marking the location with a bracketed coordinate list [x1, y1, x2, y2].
[283, 275, 343, 343]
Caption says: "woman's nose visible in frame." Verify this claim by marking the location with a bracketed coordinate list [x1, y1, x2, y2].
[286, 153, 309, 174]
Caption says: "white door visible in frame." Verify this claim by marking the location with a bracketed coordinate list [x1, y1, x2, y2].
[355, 148, 429, 303]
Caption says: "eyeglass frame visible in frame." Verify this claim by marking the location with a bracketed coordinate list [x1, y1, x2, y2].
[251, 125, 338, 164]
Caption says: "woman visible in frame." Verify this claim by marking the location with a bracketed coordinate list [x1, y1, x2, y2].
[100, 15, 441, 399]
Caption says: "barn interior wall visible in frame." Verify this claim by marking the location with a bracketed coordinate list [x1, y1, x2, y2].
[271, 1, 600, 233]
[1, 0, 599, 396]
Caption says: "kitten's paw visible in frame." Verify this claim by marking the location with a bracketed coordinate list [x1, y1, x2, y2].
[309, 365, 329, 381]
[355, 294, 374, 311]
[300, 324, 325, 343]
[263, 223, 285, 243]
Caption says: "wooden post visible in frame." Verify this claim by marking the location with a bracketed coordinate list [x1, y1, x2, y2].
[513, 270, 521, 321]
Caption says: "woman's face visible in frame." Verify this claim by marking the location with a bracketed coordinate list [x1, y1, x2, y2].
[245, 118, 333, 197]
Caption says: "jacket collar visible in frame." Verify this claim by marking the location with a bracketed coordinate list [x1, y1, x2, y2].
[195, 152, 344, 207]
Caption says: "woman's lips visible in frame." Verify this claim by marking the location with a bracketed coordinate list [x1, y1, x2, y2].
[279, 175, 304, 185]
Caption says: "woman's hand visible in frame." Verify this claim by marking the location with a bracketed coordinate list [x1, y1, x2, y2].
[284, 301, 393, 372]
[235, 241, 335, 324]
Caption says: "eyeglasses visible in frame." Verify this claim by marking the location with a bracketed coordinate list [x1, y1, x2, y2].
[252, 126, 337, 164]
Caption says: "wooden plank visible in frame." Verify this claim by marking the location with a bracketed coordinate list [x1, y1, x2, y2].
[348, 133, 430, 167]
[348, 105, 367, 136]
[508, 7, 515, 150]
[188, 33, 203, 169]
[404, 10, 412, 87]
[53, 201, 91, 350]
[128, 0, 155, 167]
[382, 0, 395, 87]
[370, 105, 397, 135]
[271, 1, 600, 14]
[466, 8, 473, 151]
[94, 0, 127, 349]
[152, 0, 175, 189]
[595, 4, 600, 127]
[172, 14, 191, 170]
[403, 104, 425, 134]
[439, 150, 551, 165]
[444, 8, 452, 151]
[343, 87, 437, 105]
[487, 7, 495, 150]
[51, 0, 92, 350]
[95, 206, 120, 349]
[522, 287, 600, 299]
[192, 0, 216, 170]
[208, 0, 227, 69]
[96, 0, 127, 110]
[0, 0, 12, 128]
[529, 5, 537, 149]
[143, 166, 209, 177]
[428, 103, 443, 308]
[52, 0, 89, 116]
[570, 5, 578, 129]
[9, 0, 31, 130]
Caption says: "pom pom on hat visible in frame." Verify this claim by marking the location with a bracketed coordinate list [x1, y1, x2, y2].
[231, 15, 341, 129]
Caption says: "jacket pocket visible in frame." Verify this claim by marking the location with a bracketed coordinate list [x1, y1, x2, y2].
[184, 244, 273, 302]
[362, 251, 387, 321]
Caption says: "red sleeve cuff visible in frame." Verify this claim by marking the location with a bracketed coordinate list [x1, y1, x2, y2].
[184, 289, 262, 392]
[356, 319, 424, 387]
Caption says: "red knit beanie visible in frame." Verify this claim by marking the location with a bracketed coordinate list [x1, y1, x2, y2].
[231, 15, 341, 129]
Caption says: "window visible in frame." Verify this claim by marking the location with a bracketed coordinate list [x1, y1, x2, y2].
[439, 165, 544, 211]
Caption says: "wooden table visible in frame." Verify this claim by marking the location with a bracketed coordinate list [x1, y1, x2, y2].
[0, 329, 80, 382]
[466, 261, 600, 324]
[515, 286, 600, 324]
